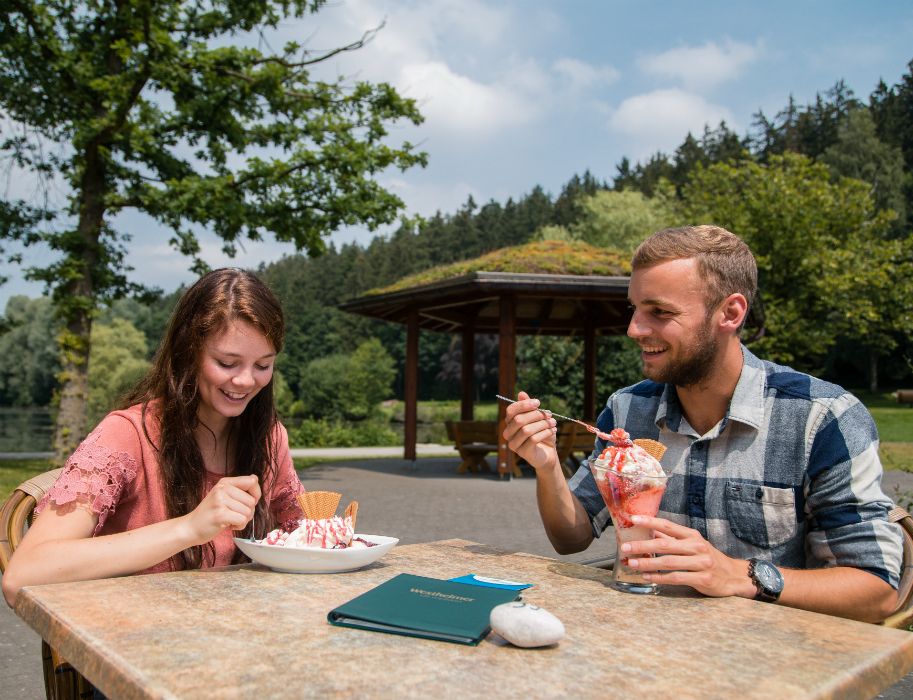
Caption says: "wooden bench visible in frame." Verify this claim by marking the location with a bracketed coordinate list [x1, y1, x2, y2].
[565, 428, 598, 472]
[444, 420, 591, 478]
[555, 423, 580, 478]
[896, 390, 913, 405]
[446, 420, 499, 474]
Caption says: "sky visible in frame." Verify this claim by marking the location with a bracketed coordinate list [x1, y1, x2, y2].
[3, 0, 913, 307]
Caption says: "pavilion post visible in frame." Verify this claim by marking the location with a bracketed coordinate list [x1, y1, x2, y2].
[460, 325, 475, 420]
[497, 295, 518, 479]
[584, 315, 596, 421]
[404, 308, 419, 461]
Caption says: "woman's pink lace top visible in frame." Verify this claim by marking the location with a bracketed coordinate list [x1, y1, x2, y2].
[35, 404, 304, 573]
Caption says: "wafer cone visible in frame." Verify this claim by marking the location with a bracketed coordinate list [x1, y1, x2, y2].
[297, 491, 341, 520]
[344, 500, 359, 531]
[634, 438, 667, 461]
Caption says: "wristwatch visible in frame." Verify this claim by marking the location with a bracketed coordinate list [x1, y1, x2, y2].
[747, 558, 784, 603]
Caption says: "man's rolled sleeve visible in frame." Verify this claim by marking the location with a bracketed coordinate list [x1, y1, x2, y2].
[805, 395, 903, 587]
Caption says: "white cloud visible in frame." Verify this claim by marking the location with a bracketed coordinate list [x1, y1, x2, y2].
[639, 39, 763, 91]
[283, 1, 542, 138]
[397, 61, 538, 134]
[609, 89, 734, 157]
[553, 57, 620, 91]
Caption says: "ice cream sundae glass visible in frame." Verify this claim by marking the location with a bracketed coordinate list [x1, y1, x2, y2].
[590, 428, 669, 594]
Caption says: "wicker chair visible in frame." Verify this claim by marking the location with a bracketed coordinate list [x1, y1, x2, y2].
[0, 468, 95, 699]
[882, 506, 913, 629]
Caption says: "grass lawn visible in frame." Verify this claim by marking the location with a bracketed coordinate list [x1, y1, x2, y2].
[0, 458, 53, 502]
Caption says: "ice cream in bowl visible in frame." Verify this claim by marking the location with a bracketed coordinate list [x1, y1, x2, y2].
[234, 491, 398, 573]
[590, 428, 669, 594]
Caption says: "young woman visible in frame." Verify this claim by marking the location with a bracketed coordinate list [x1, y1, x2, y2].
[3, 268, 304, 606]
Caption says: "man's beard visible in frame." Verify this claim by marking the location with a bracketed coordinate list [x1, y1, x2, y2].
[642, 317, 720, 387]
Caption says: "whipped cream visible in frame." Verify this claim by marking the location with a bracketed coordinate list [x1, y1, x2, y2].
[262, 516, 354, 549]
[591, 428, 666, 484]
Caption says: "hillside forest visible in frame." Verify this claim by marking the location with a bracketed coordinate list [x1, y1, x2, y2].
[2, 60, 913, 447]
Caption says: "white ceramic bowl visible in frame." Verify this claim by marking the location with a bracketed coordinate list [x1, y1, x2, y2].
[234, 534, 398, 574]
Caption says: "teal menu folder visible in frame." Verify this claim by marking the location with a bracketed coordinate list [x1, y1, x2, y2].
[327, 573, 520, 645]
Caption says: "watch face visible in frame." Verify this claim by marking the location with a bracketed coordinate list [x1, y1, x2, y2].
[755, 561, 784, 592]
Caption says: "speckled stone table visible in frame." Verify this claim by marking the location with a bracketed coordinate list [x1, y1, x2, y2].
[14, 539, 913, 699]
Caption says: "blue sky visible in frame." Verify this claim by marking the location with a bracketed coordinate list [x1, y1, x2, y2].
[3, 0, 913, 306]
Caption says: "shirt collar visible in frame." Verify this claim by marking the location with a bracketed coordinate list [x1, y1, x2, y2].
[654, 344, 765, 433]
[727, 345, 766, 431]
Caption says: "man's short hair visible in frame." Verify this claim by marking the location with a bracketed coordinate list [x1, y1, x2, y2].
[632, 225, 758, 314]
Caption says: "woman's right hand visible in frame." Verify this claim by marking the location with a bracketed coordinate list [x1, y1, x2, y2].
[185, 475, 261, 544]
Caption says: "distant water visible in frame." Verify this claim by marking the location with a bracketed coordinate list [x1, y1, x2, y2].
[0, 407, 54, 452]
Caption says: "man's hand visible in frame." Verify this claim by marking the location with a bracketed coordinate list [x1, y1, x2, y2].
[621, 515, 755, 598]
[502, 390, 594, 554]
[502, 391, 560, 472]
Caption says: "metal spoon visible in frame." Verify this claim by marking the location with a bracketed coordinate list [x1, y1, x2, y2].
[495, 394, 611, 440]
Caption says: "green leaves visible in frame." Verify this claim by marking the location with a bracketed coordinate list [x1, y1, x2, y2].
[680, 152, 909, 374]
[1, 1, 427, 451]
[2, 0, 427, 306]
[296, 338, 397, 422]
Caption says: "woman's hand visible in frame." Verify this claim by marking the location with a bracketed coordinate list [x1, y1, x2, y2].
[185, 475, 261, 544]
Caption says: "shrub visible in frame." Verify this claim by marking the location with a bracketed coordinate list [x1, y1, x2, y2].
[289, 418, 400, 447]
[297, 338, 396, 421]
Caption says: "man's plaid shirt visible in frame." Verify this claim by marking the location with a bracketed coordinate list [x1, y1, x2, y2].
[569, 346, 903, 588]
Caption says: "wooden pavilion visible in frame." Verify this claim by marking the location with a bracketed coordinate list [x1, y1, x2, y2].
[338, 241, 632, 478]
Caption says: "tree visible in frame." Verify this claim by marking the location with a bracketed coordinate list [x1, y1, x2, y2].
[517, 335, 642, 417]
[821, 108, 907, 233]
[87, 318, 149, 425]
[869, 60, 913, 231]
[823, 234, 913, 391]
[750, 82, 858, 162]
[680, 153, 906, 381]
[0, 1, 426, 461]
[0, 295, 60, 406]
[297, 337, 396, 421]
[567, 187, 678, 255]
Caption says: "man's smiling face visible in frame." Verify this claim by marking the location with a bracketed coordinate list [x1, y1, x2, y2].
[626, 257, 721, 388]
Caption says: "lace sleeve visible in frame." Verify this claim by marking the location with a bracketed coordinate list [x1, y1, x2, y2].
[35, 428, 138, 535]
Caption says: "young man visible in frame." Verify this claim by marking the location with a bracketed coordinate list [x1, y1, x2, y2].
[504, 225, 902, 623]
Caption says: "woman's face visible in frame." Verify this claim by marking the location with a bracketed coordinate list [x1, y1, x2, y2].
[196, 320, 276, 428]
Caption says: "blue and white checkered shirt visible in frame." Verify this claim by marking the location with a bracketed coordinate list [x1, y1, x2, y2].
[569, 346, 903, 588]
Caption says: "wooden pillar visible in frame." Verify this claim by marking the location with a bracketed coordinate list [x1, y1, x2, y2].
[496, 295, 519, 479]
[404, 309, 419, 461]
[583, 315, 597, 421]
[460, 325, 475, 420]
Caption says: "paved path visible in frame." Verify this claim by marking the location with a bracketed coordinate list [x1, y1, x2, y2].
[3, 452, 913, 698]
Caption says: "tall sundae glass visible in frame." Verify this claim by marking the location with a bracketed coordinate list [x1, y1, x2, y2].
[590, 429, 669, 595]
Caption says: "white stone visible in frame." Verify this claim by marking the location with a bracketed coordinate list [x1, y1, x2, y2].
[490, 601, 565, 648]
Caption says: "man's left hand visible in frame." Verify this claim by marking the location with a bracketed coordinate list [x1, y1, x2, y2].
[622, 515, 756, 598]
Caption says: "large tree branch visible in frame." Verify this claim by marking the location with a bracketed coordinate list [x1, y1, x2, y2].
[267, 21, 385, 68]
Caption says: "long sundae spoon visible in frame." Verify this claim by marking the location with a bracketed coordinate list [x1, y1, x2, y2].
[495, 394, 611, 441]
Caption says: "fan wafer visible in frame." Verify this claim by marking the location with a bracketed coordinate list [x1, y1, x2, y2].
[297, 491, 341, 520]
[344, 500, 359, 531]
[633, 438, 667, 461]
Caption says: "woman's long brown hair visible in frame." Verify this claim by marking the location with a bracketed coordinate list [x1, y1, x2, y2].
[122, 268, 285, 570]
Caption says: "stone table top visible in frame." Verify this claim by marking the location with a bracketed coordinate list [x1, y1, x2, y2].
[15, 539, 913, 699]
